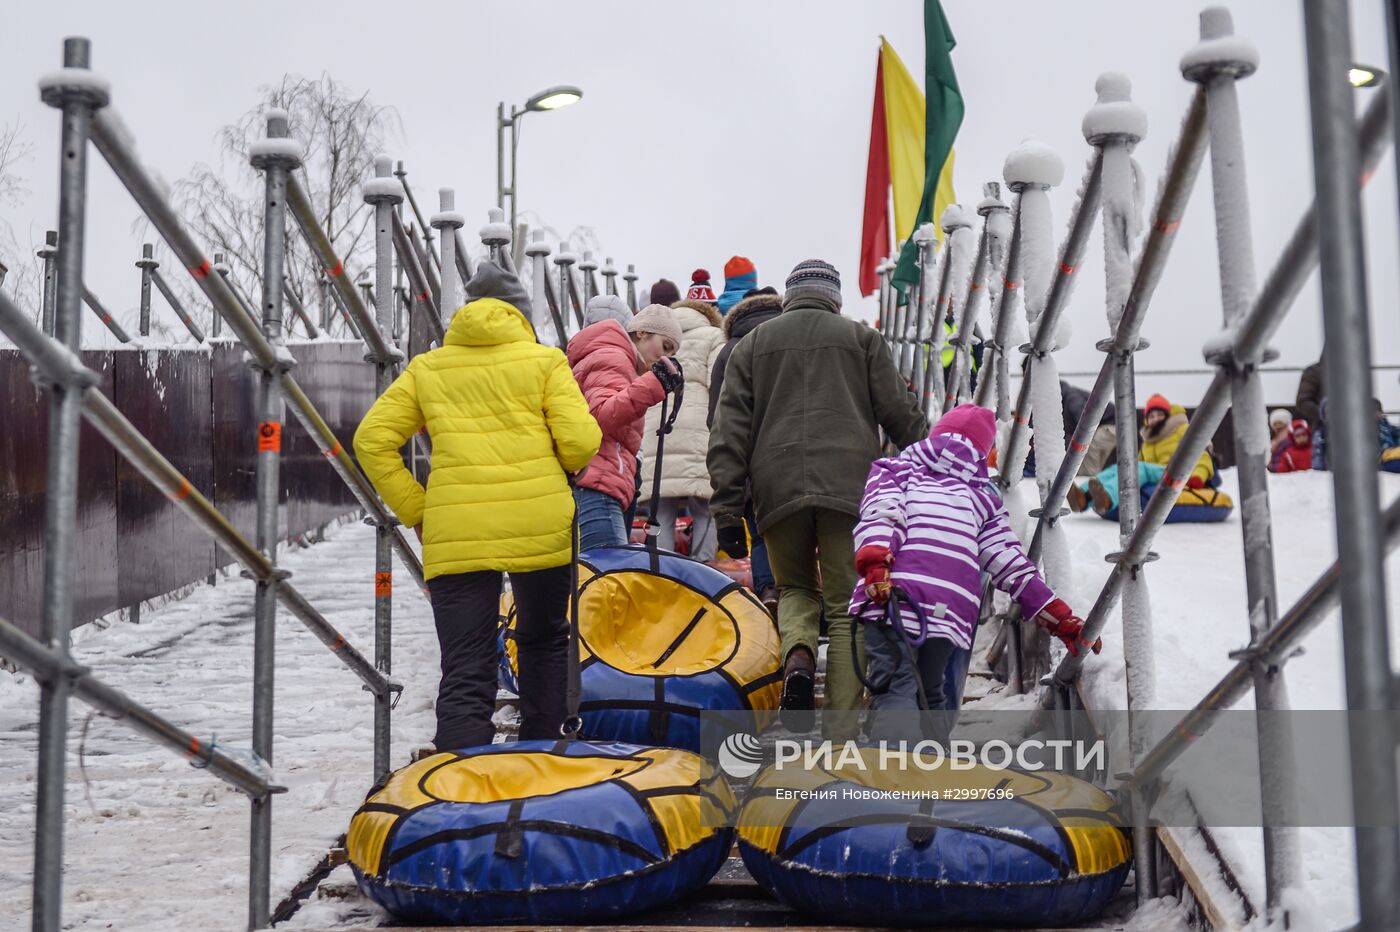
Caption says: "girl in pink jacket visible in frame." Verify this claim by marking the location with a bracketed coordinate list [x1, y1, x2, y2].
[566, 304, 683, 551]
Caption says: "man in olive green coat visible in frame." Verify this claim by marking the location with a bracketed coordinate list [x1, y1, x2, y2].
[707, 259, 928, 739]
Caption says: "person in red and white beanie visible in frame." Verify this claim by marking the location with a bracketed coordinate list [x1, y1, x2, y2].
[686, 268, 718, 304]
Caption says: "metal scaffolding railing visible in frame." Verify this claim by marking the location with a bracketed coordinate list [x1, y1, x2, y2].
[6, 36, 649, 932]
[871, 6, 1400, 927]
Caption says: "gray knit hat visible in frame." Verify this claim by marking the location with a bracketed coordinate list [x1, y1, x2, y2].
[584, 294, 632, 327]
[625, 303, 683, 352]
[464, 261, 532, 318]
[783, 259, 843, 309]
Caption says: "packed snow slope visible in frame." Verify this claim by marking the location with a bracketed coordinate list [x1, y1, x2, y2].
[0, 470, 1396, 929]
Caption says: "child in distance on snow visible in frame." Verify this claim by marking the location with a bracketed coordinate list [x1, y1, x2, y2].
[850, 404, 1099, 745]
[1267, 409, 1293, 471]
[1270, 419, 1312, 473]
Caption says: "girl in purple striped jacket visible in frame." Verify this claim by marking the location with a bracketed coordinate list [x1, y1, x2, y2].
[850, 405, 1098, 740]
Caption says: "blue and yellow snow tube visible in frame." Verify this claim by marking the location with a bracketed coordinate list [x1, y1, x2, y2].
[1381, 447, 1400, 473]
[737, 748, 1131, 927]
[1102, 483, 1234, 524]
[347, 739, 736, 925]
[499, 546, 782, 751]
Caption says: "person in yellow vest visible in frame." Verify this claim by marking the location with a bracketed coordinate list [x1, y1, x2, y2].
[353, 262, 601, 752]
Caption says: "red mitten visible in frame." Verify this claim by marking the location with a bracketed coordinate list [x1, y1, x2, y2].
[1186, 475, 1205, 489]
[855, 545, 893, 605]
[1034, 598, 1102, 657]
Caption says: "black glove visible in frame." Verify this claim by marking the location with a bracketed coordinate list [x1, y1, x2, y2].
[651, 356, 684, 394]
[717, 523, 748, 559]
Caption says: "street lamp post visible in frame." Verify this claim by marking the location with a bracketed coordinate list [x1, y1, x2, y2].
[496, 85, 583, 236]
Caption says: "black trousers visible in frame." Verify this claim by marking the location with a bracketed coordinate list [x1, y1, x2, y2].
[427, 564, 570, 751]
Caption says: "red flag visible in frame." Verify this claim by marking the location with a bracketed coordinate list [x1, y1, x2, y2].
[859, 52, 891, 297]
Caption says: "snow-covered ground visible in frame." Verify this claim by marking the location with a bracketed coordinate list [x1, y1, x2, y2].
[1029, 468, 1400, 930]
[0, 519, 441, 930]
[1, 470, 1396, 929]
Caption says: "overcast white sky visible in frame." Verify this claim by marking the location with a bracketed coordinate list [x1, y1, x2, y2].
[2, 0, 1398, 405]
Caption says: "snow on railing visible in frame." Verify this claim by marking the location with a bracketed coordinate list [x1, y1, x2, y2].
[872, 5, 1400, 928]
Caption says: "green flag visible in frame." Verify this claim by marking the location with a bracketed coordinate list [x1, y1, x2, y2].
[892, 0, 964, 295]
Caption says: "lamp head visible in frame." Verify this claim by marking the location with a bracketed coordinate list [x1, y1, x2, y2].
[1350, 64, 1384, 88]
[525, 85, 583, 111]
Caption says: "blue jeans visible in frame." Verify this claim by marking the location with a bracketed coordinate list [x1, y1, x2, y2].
[745, 503, 773, 592]
[574, 487, 627, 552]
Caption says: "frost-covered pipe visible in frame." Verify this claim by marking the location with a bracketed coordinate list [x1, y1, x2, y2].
[1184, 9, 1299, 915]
[1024, 87, 1210, 569]
[973, 198, 1024, 416]
[929, 211, 973, 407]
[431, 188, 465, 317]
[945, 185, 1008, 411]
[1085, 72, 1156, 809]
[453, 228, 474, 288]
[917, 239, 951, 409]
[996, 141, 1096, 494]
[906, 222, 937, 395]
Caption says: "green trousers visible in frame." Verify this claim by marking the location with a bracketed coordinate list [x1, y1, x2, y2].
[763, 507, 864, 740]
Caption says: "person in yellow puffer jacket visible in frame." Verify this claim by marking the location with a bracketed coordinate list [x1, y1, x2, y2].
[354, 262, 601, 752]
[1068, 393, 1214, 516]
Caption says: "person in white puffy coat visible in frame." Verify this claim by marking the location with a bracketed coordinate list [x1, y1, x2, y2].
[640, 299, 726, 559]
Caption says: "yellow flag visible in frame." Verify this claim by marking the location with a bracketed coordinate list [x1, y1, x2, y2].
[880, 37, 957, 245]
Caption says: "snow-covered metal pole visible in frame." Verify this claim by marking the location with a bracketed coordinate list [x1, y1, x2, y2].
[431, 188, 465, 316]
[907, 222, 937, 401]
[623, 263, 639, 313]
[1084, 69, 1159, 906]
[1184, 11, 1300, 918]
[997, 139, 1066, 491]
[37, 230, 58, 336]
[1300, 2, 1400, 926]
[394, 160, 440, 275]
[945, 185, 1008, 411]
[555, 248, 583, 330]
[481, 206, 511, 269]
[363, 154, 405, 786]
[972, 198, 1024, 417]
[527, 231, 566, 346]
[453, 228, 474, 289]
[136, 243, 154, 338]
[934, 206, 976, 413]
[246, 108, 300, 927]
[918, 240, 952, 415]
[31, 37, 106, 932]
[602, 257, 618, 297]
[579, 251, 599, 304]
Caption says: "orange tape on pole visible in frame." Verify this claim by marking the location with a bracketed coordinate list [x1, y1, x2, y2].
[257, 421, 282, 453]
[375, 572, 392, 598]
[321, 440, 342, 458]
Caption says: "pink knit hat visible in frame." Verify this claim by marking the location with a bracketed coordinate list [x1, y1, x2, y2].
[931, 404, 996, 457]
